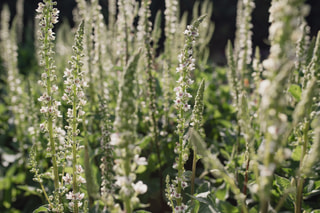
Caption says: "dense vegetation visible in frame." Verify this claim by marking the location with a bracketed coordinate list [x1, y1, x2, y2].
[0, 0, 320, 212]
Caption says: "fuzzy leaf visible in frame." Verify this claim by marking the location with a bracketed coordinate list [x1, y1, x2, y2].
[17, 185, 41, 196]
[288, 84, 301, 101]
[33, 205, 49, 213]
[291, 145, 302, 161]
[136, 165, 147, 174]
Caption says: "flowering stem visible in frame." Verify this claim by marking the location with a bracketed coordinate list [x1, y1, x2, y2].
[43, 8, 60, 193]
[124, 146, 132, 213]
[242, 157, 250, 197]
[45, 39, 59, 194]
[48, 118, 60, 190]
[191, 149, 197, 195]
[40, 180, 52, 209]
[295, 121, 309, 213]
[71, 55, 80, 213]
[83, 120, 97, 207]
[177, 108, 185, 206]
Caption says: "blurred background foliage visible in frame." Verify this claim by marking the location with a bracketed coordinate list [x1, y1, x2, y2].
[0, 0, 319, 67]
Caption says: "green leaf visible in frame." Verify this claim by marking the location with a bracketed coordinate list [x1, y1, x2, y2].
[0, 103, 6, 114]
[274, 175, 295, 209]
[249, 206, 259, 213]
[136, 165, 147, 174]
[17, 185, 42, 196]
[291, 145, 302, 161]
[135, 210, 152, 213]
[289, 84, 301, 101]
[215, 182, 229, 201]
[217, 200, 238, 213]
[33, 205, 49, 213]
[138, 135, 152, 150]
[0, 177, 11, 190]
[12, 172, 26, 184]
[3, 201, 11, 209]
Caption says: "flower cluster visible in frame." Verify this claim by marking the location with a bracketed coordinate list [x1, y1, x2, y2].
[173, 24, 199, 112]
[62, 21, 87, 213]
[235, 0, 255, 76]
[99, 99, 116, 210]
[36, 0, 61, 126]
[111, 54, 148, 212]
[1, 5, 28, 153]
[116, 0, 136, 65]
[190, 80, 205, 129]
[164, 0, 179, 38]
[256, 0, 310, 211]
[62, 21, 87, 121]
[64, 165, 86, 209]
[167, 16, 205, 212]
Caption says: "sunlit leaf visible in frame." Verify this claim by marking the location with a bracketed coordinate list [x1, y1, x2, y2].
[289, 84, 301, 101]
[33, 205, 49, 213]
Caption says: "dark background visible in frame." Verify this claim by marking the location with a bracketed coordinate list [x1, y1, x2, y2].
[0, 0, 319, 64]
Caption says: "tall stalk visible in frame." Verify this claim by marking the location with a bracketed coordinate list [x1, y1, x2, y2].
[62, 21, 87, 212]
[190, 79, 205, 196]
[166, 15, 205, 212]
[36, 1, 61, 207]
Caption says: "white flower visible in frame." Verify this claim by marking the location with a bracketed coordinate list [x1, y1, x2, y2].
[28, 127, 35, 135]
[110, 133, 121, 146]
[52, 84, 58, 92]
[75, 165, 84, 174]
[182, 103, 191, 112]
[181, 181, 188, 189]
[267, 125, 277, 135]
[79, 99, 87, 106]
[115, 176, 129, 187]
[258, 80, 271, 95]
[259, 164, 276, 177]
[63, 68, 72, 77]
[132, 181, 147, 194]
[68, 201, 74, 208]
[40, 123, 46, 131]
[174, 98, 182, 107]
[78, 110, 85, 116]
[67, 108, 73, 118]
[66, 191, 73, 200]
[134, 155, 148, 166]
[62, 94, 68, 101]
[41, 73, 47, 79]
[78, 176, 86, 184]
[63, 173, 72, 184]
[78, 91, 85, 98]
[75, 192, 85, 200]
[40, 106, 48, 113]
[65, 86, 72, 93]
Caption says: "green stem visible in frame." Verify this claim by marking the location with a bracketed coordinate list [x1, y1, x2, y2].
[44, 6, 60, 194]
[83, 120, 96, 207]
[259, 130, 275, 213]
[176, 108, 185, 206]
[72, 58, 80, 213]
[191, 148, 197, 195]
[48, 119, 59, 190]
[39, 179, 52, 209]
[124, 146, 132, 213]
[295, 121, 309, 213]
[234, 125, 241, 184]
[121, 0, 129, 65]
[222, 173, 248, 213]
[260, 199, 269, 213]
[242, 157, 250, 197]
